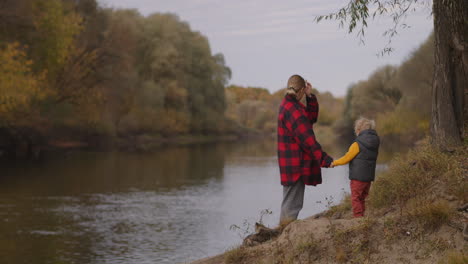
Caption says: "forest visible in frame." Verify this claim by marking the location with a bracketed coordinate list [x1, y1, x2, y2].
[0, 0, 235, 157]
[0, 0, 435, 158]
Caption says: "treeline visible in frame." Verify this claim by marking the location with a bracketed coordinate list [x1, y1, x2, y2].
[0, 0, 434, 157]
[0, 0, 232, 156]
[225, 85, 344, 134]
[228, 32, 435, 153]
[334, 33, 434, 150]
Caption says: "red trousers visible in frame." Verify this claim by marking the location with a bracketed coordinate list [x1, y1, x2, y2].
[350, 180, 372, 217]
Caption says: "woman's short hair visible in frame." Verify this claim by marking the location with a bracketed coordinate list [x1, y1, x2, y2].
[286, 74, 305, 97]
[354, 117, 376, 135]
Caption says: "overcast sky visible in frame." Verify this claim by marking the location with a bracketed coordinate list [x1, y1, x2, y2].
[98, 0, 433, 96]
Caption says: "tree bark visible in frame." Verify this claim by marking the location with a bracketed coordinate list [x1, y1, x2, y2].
[431, 0, 468, 148]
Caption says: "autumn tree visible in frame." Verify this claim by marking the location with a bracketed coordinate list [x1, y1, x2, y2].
[0, 43, 45, 127]
[0, 0, 103, 125]
[396, 33, 434, 118]
[135, 13, 230, 134]
[98, 9, 142, 131]
[0, 0, 234, 154]
[333, 34, 439, 148]
[317, 0, 467, 148]
[349, 65, 401, 119]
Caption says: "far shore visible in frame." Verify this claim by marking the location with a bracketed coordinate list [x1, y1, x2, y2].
[0, 132, 275, 161]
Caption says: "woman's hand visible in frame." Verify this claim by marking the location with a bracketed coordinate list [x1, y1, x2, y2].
[305, 81, 313, 96]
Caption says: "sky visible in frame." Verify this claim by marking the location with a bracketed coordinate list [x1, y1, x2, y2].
[97, 0, 433, 96]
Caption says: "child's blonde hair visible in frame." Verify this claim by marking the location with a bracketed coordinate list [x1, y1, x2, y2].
[354, 117, 376, 135]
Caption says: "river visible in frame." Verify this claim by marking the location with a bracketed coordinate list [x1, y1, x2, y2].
[0, 140, 368, 264]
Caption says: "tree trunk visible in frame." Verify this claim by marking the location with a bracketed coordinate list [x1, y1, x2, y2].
[431, 0, 468, 148]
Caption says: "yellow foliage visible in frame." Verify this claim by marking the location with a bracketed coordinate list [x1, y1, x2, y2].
[226, 85, 270, 103]
[0, 43, 46, 125]
[33, 0, 83, 79]
[376, 108, 429, 139]
[161, 109, 190, 134]
[164, 81, 188, 109]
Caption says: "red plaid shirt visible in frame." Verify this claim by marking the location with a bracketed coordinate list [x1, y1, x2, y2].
[277, 94, 333, 186]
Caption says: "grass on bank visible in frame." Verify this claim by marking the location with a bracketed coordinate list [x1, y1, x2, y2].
[406, 199, 454, 230]
[330, 217, 376, 263]
[325, 194, 352, 218]
[224, 246, 248, 264]
[370, 141, 466, 218]
[438, 251, 468, 264]
[371, 143, 449, 209]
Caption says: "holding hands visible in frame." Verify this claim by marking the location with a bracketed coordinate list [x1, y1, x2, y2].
[321, 156, 335, 168]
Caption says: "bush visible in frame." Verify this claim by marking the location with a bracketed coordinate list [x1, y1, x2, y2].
[370, 143, 451, 210]
[406, 199, 453, 230]
[376, 108, 429, 149]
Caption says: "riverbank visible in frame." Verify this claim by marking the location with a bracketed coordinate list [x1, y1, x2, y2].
[0, 122, 398, 162]
[115, 132, 273, 152]
[0, 129, 274, 161]
[191, 140, 468, 264]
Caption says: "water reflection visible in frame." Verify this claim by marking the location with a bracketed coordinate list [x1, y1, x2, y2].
[0, 139, 363, 264]
[0, 143, 229, 195]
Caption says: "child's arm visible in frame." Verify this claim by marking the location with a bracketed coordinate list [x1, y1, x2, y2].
[332, 142, 360, 166]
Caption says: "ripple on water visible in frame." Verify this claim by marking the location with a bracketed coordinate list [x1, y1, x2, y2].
[41, 180, 225, 264]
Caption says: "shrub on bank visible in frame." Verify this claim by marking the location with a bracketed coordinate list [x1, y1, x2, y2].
[406, 199, 454, 230]
[370, 142, 453, 211]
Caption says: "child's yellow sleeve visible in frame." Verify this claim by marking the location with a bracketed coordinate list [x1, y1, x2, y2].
[332, 142, 360, 166]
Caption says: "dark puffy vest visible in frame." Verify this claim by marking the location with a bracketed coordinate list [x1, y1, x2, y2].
[349, 129, 380, 182]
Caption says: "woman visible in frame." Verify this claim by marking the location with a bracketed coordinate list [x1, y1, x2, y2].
[277, 74, 333, 223]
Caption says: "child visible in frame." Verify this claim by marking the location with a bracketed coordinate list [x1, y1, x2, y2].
[332, 118, 380, 217]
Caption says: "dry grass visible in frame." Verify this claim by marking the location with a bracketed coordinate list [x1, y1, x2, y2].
[271, 247, 294, 264]
[421, 237, 451, 256]
[335, 247, 347, 263]
[406, 199, 454, 230]
[277, 219, 294, 232]
[370, 143, 453, 211]
[330, 218, 376, 263]
[224, 246, 248, 264]
[382, 216, 400, 242]
[325, 194, 352, 218]
[445, 146, 468, 203]
[438, 251, 468, 264]
[293, 234, 320, 262]
[295, 235, 319, 254]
